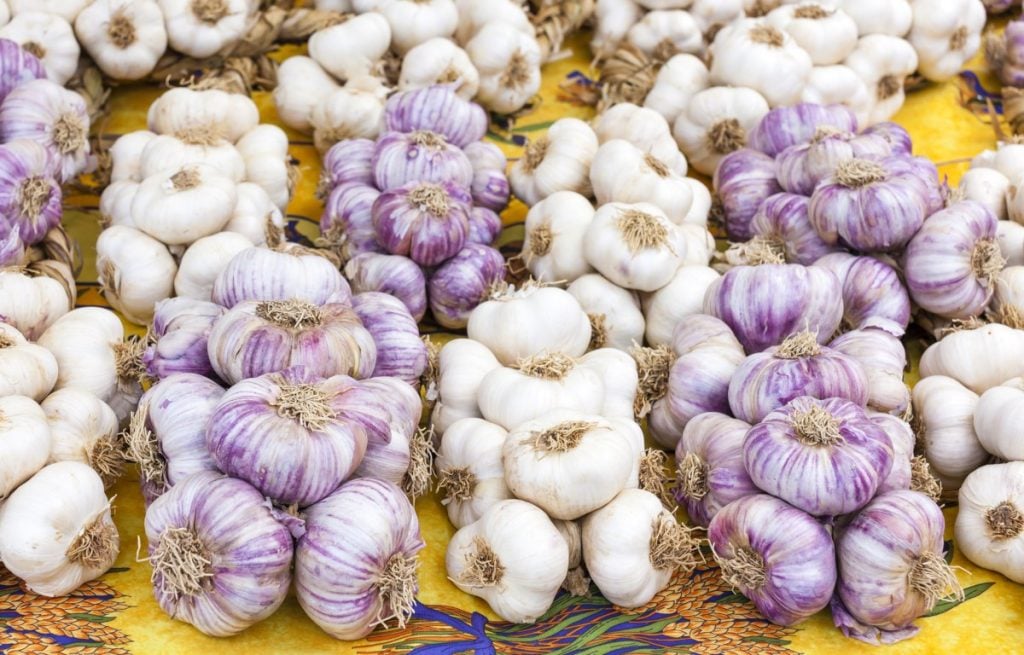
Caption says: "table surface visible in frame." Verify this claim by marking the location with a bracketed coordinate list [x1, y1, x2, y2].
[3, 32, 1022, 655]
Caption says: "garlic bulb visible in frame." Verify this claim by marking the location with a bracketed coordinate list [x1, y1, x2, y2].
[235, 125, 293, 211]
[399, 37, 479, 99]
[36, 307, 143, 421]
[309, 13, 391, 82]
[378, 0, 458, 54]
[998, 220, 1024, 267]
[594, 103, 687, 175]
[132, 164, 239, 245]
[672, 86, 771, 176]
[579, 349, 640, 421]
[674, 412, 757, 527]
[213, 246, 352, 309]
[436, 418, 510, 528]
[0, 394, 50, 498]
[223, 182, 285, 247]
[956, 462, 1024, 584]
[567, 274, 645, 351]
[974, 378, 1024, 462]
[843, 34, 919, 125]
[591, 140, 694, 224]
[0, 268, 70, 340]
[919, 323, 1024, 394]
[766, 3, 858, 65]
[42, 389, 121, 487]
[504, 410, 637, 520]
[73, 0, 166, 80]
[907, 0, 985, 82]
[454, 0, 533, 45]
[583, 488, 699, 608]
[147, 88, 259, 145]
[0, 78, 90, 182]
[839, 0, 912, 36]
[96, 225, 177, 324]
[0, 12, 79, 84]
[99, 180, 139, 228]
[272, 56, 341, 133]
[9, 0, 88, 22]
[158, 0, 251, 59]
[592, 0, 643, 59]
[0, 461, 118, 597]
[138, 135, 245, 182]
[641, 265, 721, 346]
[174, 234, 253, 301]
[583, 202, 685, 292]
[311, 80, 388, 153]
[644, 53, 711, 127]
[801, 65, 873, 126]
[626, 10, 703, 58]
[467, 284, 592, 366]
[509, 118, 599, 207]
[913, 375, 987, 494]
[959, 168, 1010, 221]
[447, 499, 568, 623]
[467, 22, 542, 114]
[109, 130, 156, 183]
[430, 338, 501, 434]
[709, 20, 812, 107]
[0, 322, 57, 401]
[521, 191, 595, 284]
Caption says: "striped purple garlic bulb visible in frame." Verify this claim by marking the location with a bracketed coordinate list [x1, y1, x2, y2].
[372, 129, 474, 191]
[747, 192, 836, 265]
[830, 328, 911, 416]
[144, 472, 294, 636]
[834, 490, 960, 644]
[384, 84, 488, 148]
[0, 79, 90, 183]
[337, 376, 421, 485]
[125, 374, 224, 505]
[0, 139, 61, 245]
[351, 291, 428, 386]
[673, 412, 758, 527]
[207, 299, 377, 385]
[747, 103, 858, 157]
[0, 221, 23, 266]
[728, 330, 870, 424]
[813, 252, 911, 336]
[321, 138, 375, 191]
[708, 493, 836, 626]
[205, 367, 369, 507]
[428, 243, 506, 329]
[703, 263, 843, 353]
[296, 478, 425, 640]
[859, 122, 912, 157]
[320, 183, 383, 262]
[372, 180, 471, 266]
[713, 148, 781, 241]
[468, 206, 502, 245]
[743, 396, 894, 516]
[464, 141, 510, 212]
[345, 252, 428, 322]
[0, 39, 46, 106]
[212, 247, 352, 308]
[143, 297, 226, 380]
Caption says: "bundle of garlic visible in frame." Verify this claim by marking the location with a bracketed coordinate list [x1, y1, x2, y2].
[317, 85, 508, 329]
[591, 0, 985, 153]
[96, 86, 295, 324]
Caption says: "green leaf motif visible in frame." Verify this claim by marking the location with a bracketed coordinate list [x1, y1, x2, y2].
[66, 612, 116, 623]
[925, 582, 994, 617]
[944, 539, 955, 564]
[713, 591, 750, 604]
[513, 121, 556, 133]
[743, 636, 792, 645]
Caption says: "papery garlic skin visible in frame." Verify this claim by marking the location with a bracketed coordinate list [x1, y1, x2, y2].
[0, 268, 69, 340]
[430, 338, 501, 434]
[503, 411, 635, 520]
[399, 38, 480, 99]
[42, 388, 120, 487]
[801, 65, 873, 126]
[213, 247, 352, 309]
[224, 183, 285, 247]
[0, 394, 50, 499]
[713, 148, 782, 241]
[309, 13, 390, 82]
[138, 135, 245, 183]
[907, 0, 985, 82]
[830, 328, 910, 415]
[384, 85, 488, 149]
[510, 118, 599, 207]
[346, 377, 420, 485]
[674, 413, 757, 527]
[674, 86, 771, 177]
[583, 489, 698, 608]
[174, 234, 253, 302]
[0, 12, 79, 84]
[708, 493, 836, 626]
[0, 78, 89, 182]
[273, 57, 341, 133]
[843, 34, 919, 125]
[814, 253, 911, 336]
[478, 356, 604, 431]
[147, 88, 258, 145]
[446, 499, 568, 623]
[709, 19, 813, 107]
[74, 0, 167, 81]
[748, 102, 859, 157]
[311, 81, 388, 153]
[0, 462, 118, 597]
[956, 462, 1024, 584]
[626, 10, 703, 58]
[583, 202, 685, 292]
[453, 0, 533, 45]
[644, 54, 710, 127]
[913, 375, 987, 494]
[436, 418, 510, 528]
[467, 285, 592, 366]
[296, 478, 425, 639]
[144, 472, 293, 637]
[765, 3, 858, 65]
[0, 322, 57, 401]
[641, 265, 720, 347]
[351, 292, 428, 386]
[579, 349, 640, 421]
[109, 130, 156, 183]
[467, 22, 542, 114]
[919, 323, 1024, 394]
[747, 192, 835, 265]
[595, 103, 688, 175]
[373, 180, 471, 267]
[345, 252, 427, 322]
[974, 378, 1024, 462]
[568, 274, 645, 351]
[132, 164, 238, 246]
[144, 298, 224, 380]
[0, 140, 61, 244]
[97, 226, 176, 325]
[158, 0, 251, 59]
[591, 140, 694, 224]
[521, 191, 595, 284]
[372, 129, 473, 191]
[429, 244, 506, 329]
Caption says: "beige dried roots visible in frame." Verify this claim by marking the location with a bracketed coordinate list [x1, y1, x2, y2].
[527, 223, 554, 260]
[521, 136, 550, 173]
[66, 511, 118, 569]
[149, 526, 214, 598]
[835, 159, 887, 187]
[631, 344, 674, 418]
[639, 448, 675, 509]
[170, 167, 202, 191]
[587, 313, 608, 351]
[53, 112, 86, 155]
[617, 209, 669, 252]
[516, 352, 577, 380]
[719, 545, 767, 591]
[776, 330, 822, 359]
[403, 426, 436, 500]
[114, 336, 149, 391]
[597, 43, 659, 111]
[563, 566, 592, 596]
[707, 118, 746, 155]
[910, 456, 943, 502]
[877, 74, 902, 101]
[90, 433, 126, 489]
[972, 238, 1006, 285]
[409, 183, 451, 217]
[437, 466, 476, 504]
[531, 420, 597, 453]
[373, 553, 420, 629]
[272, 382, 336, 431]
[108, 9, 138, 48]
[909, 551, 964, 611]
[791, 405, 843, 447]
[121, 403, 167, 492]
[676, 452, 709, 502]
[456, 536, 505, 587]
[256, 299, 325, 329]
[18, 177, 52, 220]
[986, 501, 1024, 540]
[649, 513, 701, 574]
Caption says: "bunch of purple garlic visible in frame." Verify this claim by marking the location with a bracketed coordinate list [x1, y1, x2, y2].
[0, 38, 91, 267]
[319, 84, 509, 329]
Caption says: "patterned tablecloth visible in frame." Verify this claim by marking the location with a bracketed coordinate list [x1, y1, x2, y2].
[3, 32, 1023, 655]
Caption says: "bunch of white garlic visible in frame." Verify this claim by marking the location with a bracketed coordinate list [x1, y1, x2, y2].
[96, 87, 293, 324]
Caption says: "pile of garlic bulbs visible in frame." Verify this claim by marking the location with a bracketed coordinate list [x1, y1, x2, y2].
[96, 86, 295, 325]
[431, 284, 701, 622]
[593, 0, 985, 174]
[514, 104, 717, 349]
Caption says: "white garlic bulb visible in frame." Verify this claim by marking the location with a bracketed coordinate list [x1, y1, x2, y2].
[467, 21, 542, 114]
[591, 139, 694, 224]
[158, 0, 251, 59]
[567, 274, 646, 352]
[73, 0, 167, 81]
[272, 56, 341, 133]
[975, 378, 1024, 462]
[641, 264, 722, 346]
[378, 0, 458, 54]
[509, 118, 599, 207]
[109, 130, 157, 183]
[0, 268, 70, 340]
[131, 164, 239, 245]
[521, 191, 596, 284]
[138, 134, 246, 182]
[579, 349, 640, 422]
[42, 388, 121, 487]
[96, 226, 177, 324]
[235, 125, 293, 211]
[913, 374, 988, 495]
[644, 54, 710, 127]
[430, 338, 502, 435]
[399, 37, 479, 99]
[672, 85, 770, 175]
[0, 322, 58, 401]
[223, 182, 285, 247]
[309, 12, 391, 81]
[956, 462, 1024, 583]
[0, 11, 80, 84]
[593, 103, 688, 175]
[920, 323, 1024, 394]
[583, 202, 685, 292]
[435, 417, 510, 528]
[0, 461, 119, 596]
[174, 234, 253, 301]
[0, 394, 51, 499]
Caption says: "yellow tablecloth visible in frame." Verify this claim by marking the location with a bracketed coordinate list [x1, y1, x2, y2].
[3, 32, 1023, 655]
